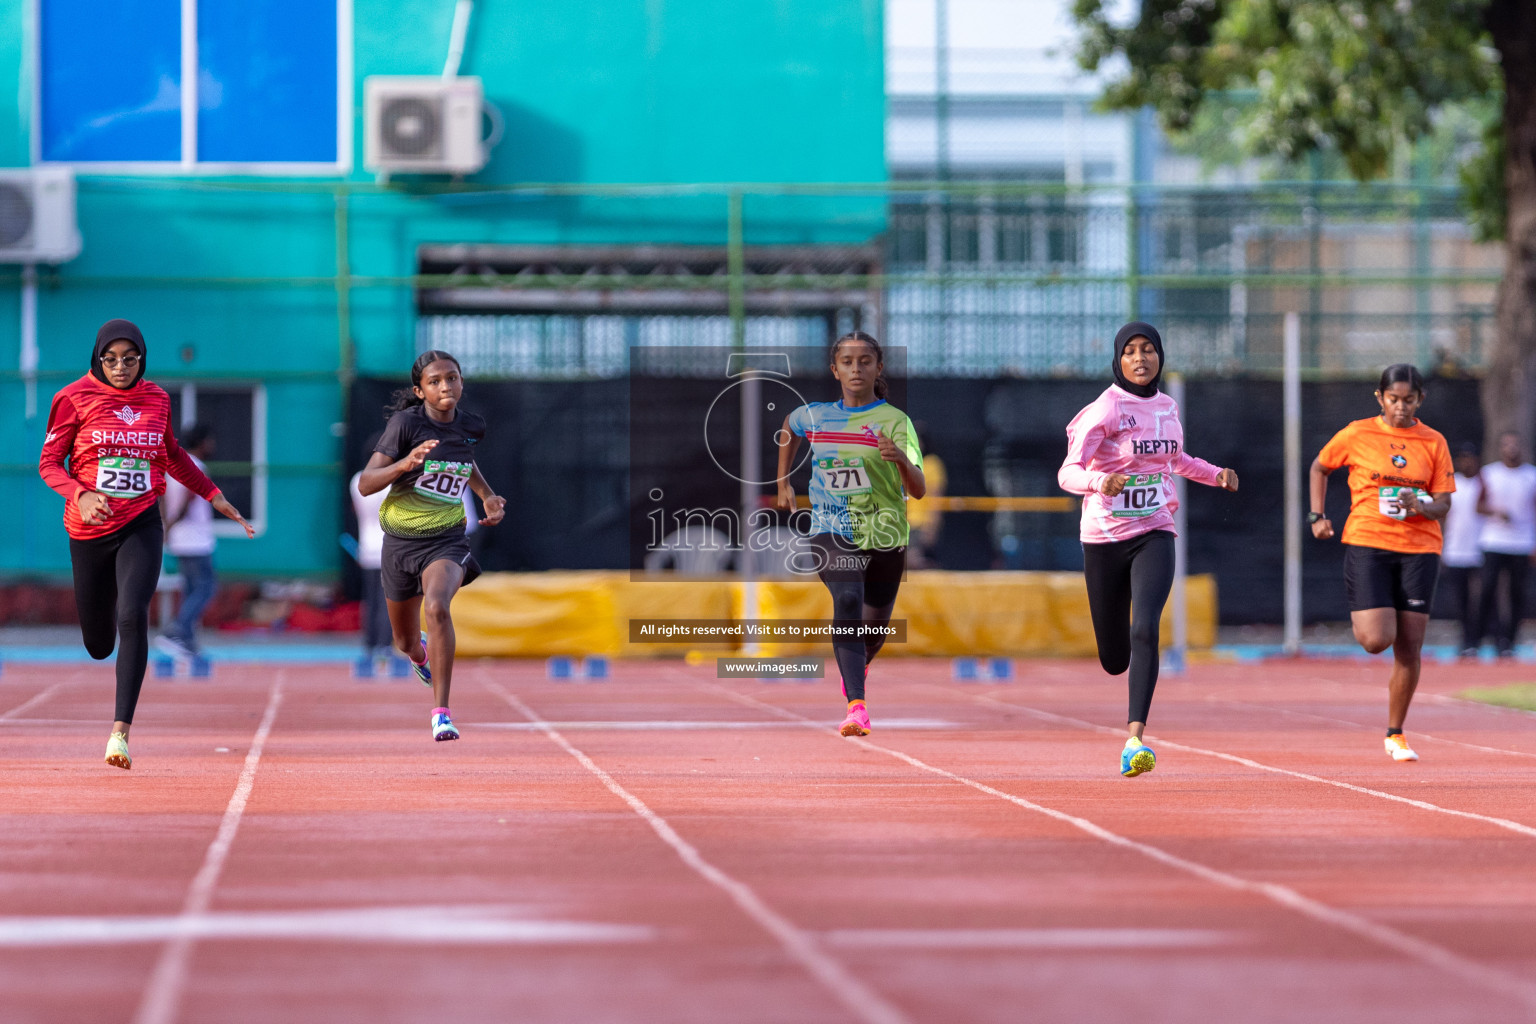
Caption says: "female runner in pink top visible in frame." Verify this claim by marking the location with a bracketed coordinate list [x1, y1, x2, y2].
[1058, 322, 1239, 777]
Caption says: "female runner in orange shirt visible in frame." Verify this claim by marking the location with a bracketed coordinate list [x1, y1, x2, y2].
[1309, 364, 1455, 762]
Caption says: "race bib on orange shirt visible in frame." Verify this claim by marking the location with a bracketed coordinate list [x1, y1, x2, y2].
[1377, 486, 1432, 521]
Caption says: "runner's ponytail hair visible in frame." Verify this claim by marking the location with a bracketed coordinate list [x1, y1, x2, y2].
[831, 330, 889, 400]
[1377, 363, 1424, 397]
[386, 350, 463, 415]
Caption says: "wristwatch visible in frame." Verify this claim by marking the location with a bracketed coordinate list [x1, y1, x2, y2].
[1306, 512, 1327, 524]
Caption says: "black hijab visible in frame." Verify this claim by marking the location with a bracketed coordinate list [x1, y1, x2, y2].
[91, 319, 146, 390]
[1112, 321, 1163, 399]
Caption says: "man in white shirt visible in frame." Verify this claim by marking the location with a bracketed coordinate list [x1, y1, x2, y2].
[1440, 443, 1484, 657]
[158, 425, 217, 658]
[350, 468, 392, 661]
[1477, 432, 1536, 657]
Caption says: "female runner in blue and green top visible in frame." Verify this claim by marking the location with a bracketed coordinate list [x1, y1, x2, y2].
[775, 331, 925, 736]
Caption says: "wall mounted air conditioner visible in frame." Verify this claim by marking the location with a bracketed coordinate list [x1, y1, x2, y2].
[0, 167, 81, 264]
[364, 76, 490, 175]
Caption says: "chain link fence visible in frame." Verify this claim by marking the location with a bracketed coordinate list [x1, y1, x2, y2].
[404, 183, 1500, 381]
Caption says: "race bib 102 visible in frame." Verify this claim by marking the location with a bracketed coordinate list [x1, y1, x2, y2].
[818, 456, 872, 496]
[1110, 473, 1165, 518]
[414, 460, 472, 504]
[95, 457, 151, 499]
[1378, 486, 1431, 521]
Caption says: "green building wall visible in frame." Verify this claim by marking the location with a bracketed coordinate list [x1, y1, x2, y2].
[0, 0, 885, 578]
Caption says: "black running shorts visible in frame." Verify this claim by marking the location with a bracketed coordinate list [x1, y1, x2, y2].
[1342, 543, 1440, 614]
[809, 533, 906, 608]
[380, 530, 481, 602]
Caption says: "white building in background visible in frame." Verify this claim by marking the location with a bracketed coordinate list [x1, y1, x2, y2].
[882, 0, 1152, 377]
[885, 0, 1137, 185]
[880, 0, 1498, 379]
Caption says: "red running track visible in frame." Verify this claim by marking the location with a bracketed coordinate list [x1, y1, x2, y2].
[3, 656, 1536, 1023]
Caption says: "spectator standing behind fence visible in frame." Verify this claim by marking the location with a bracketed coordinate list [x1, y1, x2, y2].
[157, 424, 218, 659]
[1476, 432, 1536, 658]
[1440, 443, 1485, 658]
[350, 467, 393, 663]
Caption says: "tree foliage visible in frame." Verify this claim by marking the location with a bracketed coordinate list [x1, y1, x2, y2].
[1073, 0, 1506, 235]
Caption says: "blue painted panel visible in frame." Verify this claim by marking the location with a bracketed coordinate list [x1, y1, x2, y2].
[40, 0, 182, 162]
[197, 0, 338, 163]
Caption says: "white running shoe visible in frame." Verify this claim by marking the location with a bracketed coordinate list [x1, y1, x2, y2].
[1385, 734, 1419, 761]
[155, 634, 195, 660]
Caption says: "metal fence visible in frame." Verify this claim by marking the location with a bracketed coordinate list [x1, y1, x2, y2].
[0, 177, 1505, 583]
[7, 178, 1504, 385]
[403, 182, 1501, 380]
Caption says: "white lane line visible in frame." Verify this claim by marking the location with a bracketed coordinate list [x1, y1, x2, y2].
[489, 683, 911, 1024]
[0, 680, 70, 721]
[1202, 693, 1536, 761]
[133, 676, 284, 1024]
[1304, 669, 1536, 723]
[711, 685, 1536, 1013]
[970, 692, 1536, 841]
[0, 906, 650, 946]
[474, 718, 956, 732]
[823, 928, 1241, 950]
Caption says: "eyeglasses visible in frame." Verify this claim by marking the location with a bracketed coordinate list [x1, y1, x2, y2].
[100, 355, 141, 369]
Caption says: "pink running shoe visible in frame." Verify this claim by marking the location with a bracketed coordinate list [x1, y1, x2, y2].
[839, 702, 871, 737]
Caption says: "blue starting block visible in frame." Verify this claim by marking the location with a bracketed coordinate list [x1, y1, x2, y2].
[154, 655, 213, 679]
[952, 657, 1013, 682]
[548, 656, 609, 681]
[353, 655, 413, 680]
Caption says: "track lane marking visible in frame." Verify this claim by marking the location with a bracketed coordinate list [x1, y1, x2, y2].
[1297, 667, 1536, 724]
[708, 683, 1536, 1013]
[0, 906, 650, 946]
[1197, 692, 1536, 761]
[132, 676, 284, 1024]
[822, 927, 1241, 949]
[0, 676, 78, 721]
[474, 718, 955, 731]
[488, 682, 912, 1024]
[966, 691, 1536, 840]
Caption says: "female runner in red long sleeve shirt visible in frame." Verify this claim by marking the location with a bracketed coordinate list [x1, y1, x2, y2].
[38, 319, 253, 769]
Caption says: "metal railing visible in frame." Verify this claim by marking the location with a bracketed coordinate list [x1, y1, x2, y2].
[1, 177, 1502, 382]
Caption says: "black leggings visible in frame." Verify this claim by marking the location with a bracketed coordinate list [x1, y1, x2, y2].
[811, 534, 904, 702]
[1082, 529, 1176, 726]
[69, 508, 164, 724]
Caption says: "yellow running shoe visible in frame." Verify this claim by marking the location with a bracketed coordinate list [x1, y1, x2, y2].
[104, 731, 131, 770]
[1385, 734, 1419, 761]
[1121, 738, 1156, 777]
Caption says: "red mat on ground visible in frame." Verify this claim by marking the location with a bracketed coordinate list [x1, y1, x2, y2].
[3, 656, 1536, 1023]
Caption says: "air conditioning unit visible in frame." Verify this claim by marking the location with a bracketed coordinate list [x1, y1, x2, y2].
[364, 76, 489, 175]
[0, 167, 81, 264]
